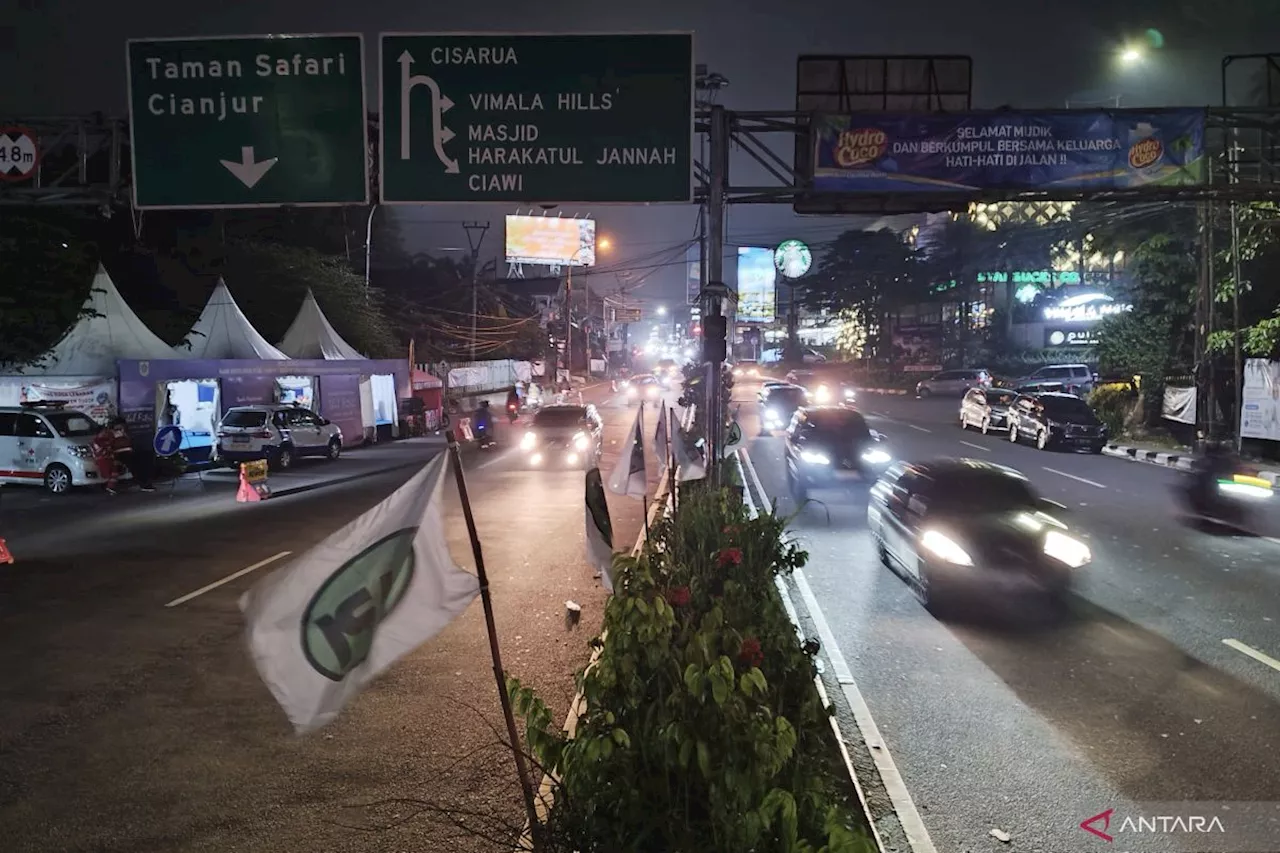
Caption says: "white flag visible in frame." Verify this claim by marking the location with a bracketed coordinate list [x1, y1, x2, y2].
[653, 405, 669, 461]
[584, 467, 615, 592]
[607, 404, 647, 498]
[673, 425, 707, 481]
[241, 454, 479, 734]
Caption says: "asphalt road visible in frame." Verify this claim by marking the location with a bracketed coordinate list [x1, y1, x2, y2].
[0, 383, 675, 853]
[737, 382, 1280, 853]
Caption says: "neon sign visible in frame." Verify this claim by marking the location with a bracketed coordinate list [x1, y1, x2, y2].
[1042, 293, 1132, 323]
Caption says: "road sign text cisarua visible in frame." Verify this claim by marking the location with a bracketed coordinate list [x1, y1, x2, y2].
[379, 33, 693, 203]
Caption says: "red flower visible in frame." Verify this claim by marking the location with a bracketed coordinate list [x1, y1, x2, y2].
[722, 524, 740, 537]
[717, 547, 743, 568]
[738, 636, 764, 668]
[664, 586, 691, 608]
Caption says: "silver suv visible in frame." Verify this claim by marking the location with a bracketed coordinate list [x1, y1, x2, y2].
[215, 404, 343, 470]
[1015, 364, 1096, 396]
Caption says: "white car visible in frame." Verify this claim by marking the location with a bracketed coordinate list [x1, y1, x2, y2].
[0, 403, 116, 494]
[216, 404, 343, 471]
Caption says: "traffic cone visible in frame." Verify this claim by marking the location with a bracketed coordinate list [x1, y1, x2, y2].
[236, 466, 261, 502]
[0, 538, 13, 565]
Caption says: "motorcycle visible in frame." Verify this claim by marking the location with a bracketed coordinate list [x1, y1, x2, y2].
[474, 424, 496, 450]
[1178, 469, 1272, 527]
[507, 402, 519, 423]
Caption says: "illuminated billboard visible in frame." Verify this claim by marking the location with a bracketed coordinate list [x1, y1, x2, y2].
[505, 215, 596, 266]
[736, 247, 776, 324]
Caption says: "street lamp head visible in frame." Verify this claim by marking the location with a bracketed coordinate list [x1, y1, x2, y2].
[1119, 46, 1143, 66]
[597, 236, 612, 252]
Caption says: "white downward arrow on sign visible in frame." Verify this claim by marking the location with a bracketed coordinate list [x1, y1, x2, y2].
[220, 146, 278, 189]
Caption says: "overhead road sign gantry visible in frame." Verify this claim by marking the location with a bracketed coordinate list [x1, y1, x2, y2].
[379, 32, 693, 204]
[127, 34, 369, 210]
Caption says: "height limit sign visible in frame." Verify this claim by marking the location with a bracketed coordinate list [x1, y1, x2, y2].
[379, 33, 693, 203]
[0, 127, 39, 182]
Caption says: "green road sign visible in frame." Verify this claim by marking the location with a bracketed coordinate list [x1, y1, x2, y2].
[379, 33, 692, 204]
[127, 34, 369, 209]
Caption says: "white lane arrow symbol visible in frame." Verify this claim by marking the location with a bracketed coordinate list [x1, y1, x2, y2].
[398, 50, 460, 174]
[219, 146, 277, 189]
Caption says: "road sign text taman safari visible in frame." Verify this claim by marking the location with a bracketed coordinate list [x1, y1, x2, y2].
[127, 34, 369, 209]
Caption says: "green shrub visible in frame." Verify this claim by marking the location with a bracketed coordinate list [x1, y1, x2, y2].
[511, 487, 876, 853]
[1087, 382, 1136, 436]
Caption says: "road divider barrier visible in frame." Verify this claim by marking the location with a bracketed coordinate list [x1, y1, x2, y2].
[455, 417, 474, 443]
[236, 460, 271, 502]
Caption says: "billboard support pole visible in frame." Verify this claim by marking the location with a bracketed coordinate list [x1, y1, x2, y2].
[704, 105, 729, 484]
[463, 222, 490, 362]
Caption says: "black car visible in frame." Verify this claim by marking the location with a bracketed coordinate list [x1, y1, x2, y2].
[868, 459, 1091, 607]
[517, 404, 604, 468]
[760, 384, 808, 433]
[784, 406, 892, 499]
[1007, 392, 1107, 452]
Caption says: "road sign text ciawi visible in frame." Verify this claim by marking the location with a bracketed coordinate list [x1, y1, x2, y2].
[383, 35, 692, 202]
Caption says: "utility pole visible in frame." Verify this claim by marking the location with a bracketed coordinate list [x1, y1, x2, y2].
[463, 221, 490, 362]
[703, 104, 730, 482]
[565, 264, 573, 385]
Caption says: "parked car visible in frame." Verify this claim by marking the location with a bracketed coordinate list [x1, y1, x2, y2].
[1012, 364, 1096, 396]
[216, 404, 343, 470]
[915, 369, 992, 397]
[868, 458, 1089, 608]
[0, 402, 114, 494]
[959, 387, 1018, 434]
[1006, 392, 1107, 452]
[784, 406, 892, 499]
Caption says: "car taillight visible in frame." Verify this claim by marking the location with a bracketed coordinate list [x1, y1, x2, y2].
[256, 430, 273, 439]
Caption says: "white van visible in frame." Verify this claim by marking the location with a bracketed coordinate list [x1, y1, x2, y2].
[0, 403, 113, 494]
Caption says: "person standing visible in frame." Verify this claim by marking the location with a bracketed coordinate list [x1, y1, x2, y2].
[93, 422, 120, 495]
[110, 418, 155, 492]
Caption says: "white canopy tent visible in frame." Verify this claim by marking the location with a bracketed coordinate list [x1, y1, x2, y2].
[277, 289, 366, 360]
[0, 265, 174, 416]
[176, 280, 288, 360]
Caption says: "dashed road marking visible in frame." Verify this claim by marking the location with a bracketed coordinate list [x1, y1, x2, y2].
[908, 424, 932, 433]
[959, 440, 991, 452]
[1043, 467, 1107, 489]
[1223, 638, 1280, 674]
[165, 551, 292, 607]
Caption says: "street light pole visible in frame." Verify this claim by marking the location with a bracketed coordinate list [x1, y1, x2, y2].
[364, 204, 379, 299]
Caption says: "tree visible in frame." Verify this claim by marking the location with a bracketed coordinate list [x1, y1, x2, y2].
[0, 212, 98, 366]
[801, 228, 918, 357]
[1206, 202, 1280, 357]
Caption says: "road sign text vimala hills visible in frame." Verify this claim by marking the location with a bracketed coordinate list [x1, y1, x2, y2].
[379, 33, 693, 203]
[127, 35, 369, 209]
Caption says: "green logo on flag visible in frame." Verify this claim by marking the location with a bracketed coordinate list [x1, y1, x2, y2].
[301, 528, 417, 682]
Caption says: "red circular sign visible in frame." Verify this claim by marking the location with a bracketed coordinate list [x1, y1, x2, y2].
[0, 126, 40, 182]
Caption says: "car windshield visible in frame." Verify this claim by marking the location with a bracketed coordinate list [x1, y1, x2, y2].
[222, 410, 267, 428]
[768, 388, 806, 406]
[989, 391, 1016, 406]
[807, 410, 869, 439]
[1040, 397, 1093, 418]
[44, 411, 98, 437]
[534, 407, 587, 427]
[929, 472, 1039, 515]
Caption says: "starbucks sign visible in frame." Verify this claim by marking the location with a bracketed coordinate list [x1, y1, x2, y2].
[774, 239, 812, 279]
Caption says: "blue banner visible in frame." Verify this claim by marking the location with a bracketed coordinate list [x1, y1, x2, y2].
[811, 109, 1206, 193]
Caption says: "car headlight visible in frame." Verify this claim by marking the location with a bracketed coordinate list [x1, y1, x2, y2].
[573, 431, 589, 450]
[1043, 530, 1091, 568]
[520, 432, 536, 450]
[800, 450, 830, 465]
[814, 386, 832, 403]
[861, 448, 891, 465]
[66, 445, 94, 458]
[764, 408, 781, 423]
[844, 388, 856, 399]
[920, 530, 974, 566]
[626, 386, 637, 397]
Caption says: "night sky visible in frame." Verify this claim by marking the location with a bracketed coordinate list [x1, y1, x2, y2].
[2, 0, 1275, 306]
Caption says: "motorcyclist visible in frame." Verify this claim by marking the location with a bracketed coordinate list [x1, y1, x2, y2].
[506, 387, 520, 422]
[1189, 439, 1240, 515]
[473, 400, 494, 445]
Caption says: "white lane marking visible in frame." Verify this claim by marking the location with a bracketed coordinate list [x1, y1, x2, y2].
[1223, 638, 1280, 673]
[1042, 467, 1107, 489]
[738, 450, 938, 853]
[165, 551, 292, 608]
[793, 570, 855, 685]
[959, 440, 991, 452]
[908, 424, 932, 433]
[1264, 537, 1280, 548]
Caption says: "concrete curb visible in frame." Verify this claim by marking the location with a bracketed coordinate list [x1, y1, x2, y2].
[1100, 444, 1280, 486]
[269, 459, 432, 498]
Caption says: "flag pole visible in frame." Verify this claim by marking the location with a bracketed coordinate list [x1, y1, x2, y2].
[445, 433, 542, 848]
